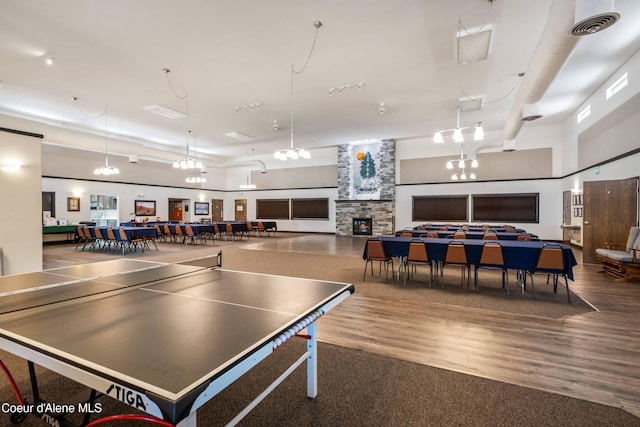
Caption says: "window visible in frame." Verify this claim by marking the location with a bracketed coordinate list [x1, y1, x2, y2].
[256, 199, 289, 219]
[291, 198, 329, 219]
[412, 195, 468, 222]
[577, 104, 591, 123]
[606, 72, 628, 100]
[472, 193, 539, 223]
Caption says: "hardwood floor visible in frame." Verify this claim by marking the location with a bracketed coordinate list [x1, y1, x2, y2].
[42, 234, 640, 419]
[315, 239, 640, 419]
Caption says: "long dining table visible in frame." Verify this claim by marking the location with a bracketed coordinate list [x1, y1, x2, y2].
[396, 230, 539, 240]
[413, 225, 527, 233]
[363, 236, 577, 280]
[85, 226, 157, 240]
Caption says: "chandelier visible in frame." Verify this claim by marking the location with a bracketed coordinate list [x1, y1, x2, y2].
[94, 109, 120, 176]
[240, 149, 257, 189]
[433, 104, 484, 144]
[273, 21, 322, 161]
[173, 130, 203, 170]
[179, 131, 206, 184]
[273, 64, 312, 161]
[185, 176, 206, 184]
[446, 144, 477, 180]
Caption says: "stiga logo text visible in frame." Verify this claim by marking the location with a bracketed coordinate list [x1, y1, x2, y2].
[106, 384, 147, 411]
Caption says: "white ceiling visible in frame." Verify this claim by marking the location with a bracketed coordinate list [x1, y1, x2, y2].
[1, 0, 639, 165]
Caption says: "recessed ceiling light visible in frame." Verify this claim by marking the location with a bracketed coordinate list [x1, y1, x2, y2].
[143, 104, 187, 119]
[457, 27, 492, 64]
[224, 132, 254, 142]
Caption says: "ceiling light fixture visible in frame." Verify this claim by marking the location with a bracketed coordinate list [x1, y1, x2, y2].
[143, 104, 187, 120]
[183, 131, 206, 184]
[446, 143, 478, 181]
[274, 20, 322, 161]
[173, 130, 203, 170]
[240, 149, 257, 189]
[328, 82, 366, 96]
[224, 131, 255, 142]
[94, 109, 120, 176]
[146, 68, 189, 119]
[433, 104, 484, 144]
[434, 18, 487, 144]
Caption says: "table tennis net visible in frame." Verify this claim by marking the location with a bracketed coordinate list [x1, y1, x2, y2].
[0, 251, 223, 316]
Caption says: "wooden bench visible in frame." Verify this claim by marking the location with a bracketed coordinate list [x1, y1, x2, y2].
[596, 226, 640, 280]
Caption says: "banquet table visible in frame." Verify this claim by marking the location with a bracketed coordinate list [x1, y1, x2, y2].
[251, 221, 278, 231]
[396, 230, 539, 241]
[413, 225, 526, 233]
[167, 223, 215, 235]
[86, 226, 157, 240]
[364, 236, 577, 280]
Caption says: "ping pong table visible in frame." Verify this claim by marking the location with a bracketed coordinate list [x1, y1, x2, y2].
[0, 254, 354, 426]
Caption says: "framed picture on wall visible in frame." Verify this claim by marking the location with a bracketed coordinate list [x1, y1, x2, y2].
[67, 197, 80, 211]
[135, 200, 156, 216]
[194, 202, 210, 215]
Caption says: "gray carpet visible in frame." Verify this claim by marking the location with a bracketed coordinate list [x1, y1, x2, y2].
[1, 340, 638, 426]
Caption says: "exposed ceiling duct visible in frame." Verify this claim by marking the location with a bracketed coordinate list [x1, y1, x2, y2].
[522, 103, 543, 121]
[468, 0, 579, 159]
[216, 160, 268, 174]
[571, 0, 620, 36]
[468, 0, 622, 159]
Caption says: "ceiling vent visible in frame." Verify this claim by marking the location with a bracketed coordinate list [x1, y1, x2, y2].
[522, 103, 543, 121]
[570, 0, 620, 36]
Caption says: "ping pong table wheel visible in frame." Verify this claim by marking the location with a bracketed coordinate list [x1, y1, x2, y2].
[9, 412, 26, 424]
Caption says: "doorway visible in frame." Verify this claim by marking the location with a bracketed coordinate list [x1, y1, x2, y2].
[212, 199, 223, 222]
[168, 199, 183, 222]
[583, 177, 639, 264]
[235, 199, 247, 221]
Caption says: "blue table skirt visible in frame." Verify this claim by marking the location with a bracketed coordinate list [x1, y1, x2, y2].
[364, 237, 577, 280]
[166, 224, 215, 235]
[86, 226, 157, 241]
[251, 221, 277, 230]
[413, 225, 526, 233]
[397, 230, 538, 241]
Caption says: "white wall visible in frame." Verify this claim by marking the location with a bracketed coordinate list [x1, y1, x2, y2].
[396, 179, 563, 240]
[42, 178, 224, 225]
[220, 147, 338, 232]
[0, 123, 44, 274]
[223, 187, 338, 233]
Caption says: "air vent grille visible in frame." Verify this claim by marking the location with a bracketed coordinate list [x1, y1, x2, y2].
[570, 12, 620, 36]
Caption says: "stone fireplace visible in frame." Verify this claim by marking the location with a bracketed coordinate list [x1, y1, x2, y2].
[335, 140, 395, 236]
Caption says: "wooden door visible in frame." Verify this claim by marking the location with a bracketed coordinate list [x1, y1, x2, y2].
[583, 177, 638, 264]
[212, 199, 223, 222]
[235, 199, 247, 221]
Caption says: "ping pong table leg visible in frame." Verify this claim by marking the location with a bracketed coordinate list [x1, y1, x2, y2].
[306, 323, 317, 398]
[176, 412, 197, 427]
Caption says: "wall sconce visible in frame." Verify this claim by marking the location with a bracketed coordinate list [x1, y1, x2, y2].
[0, 163, 21, 173]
